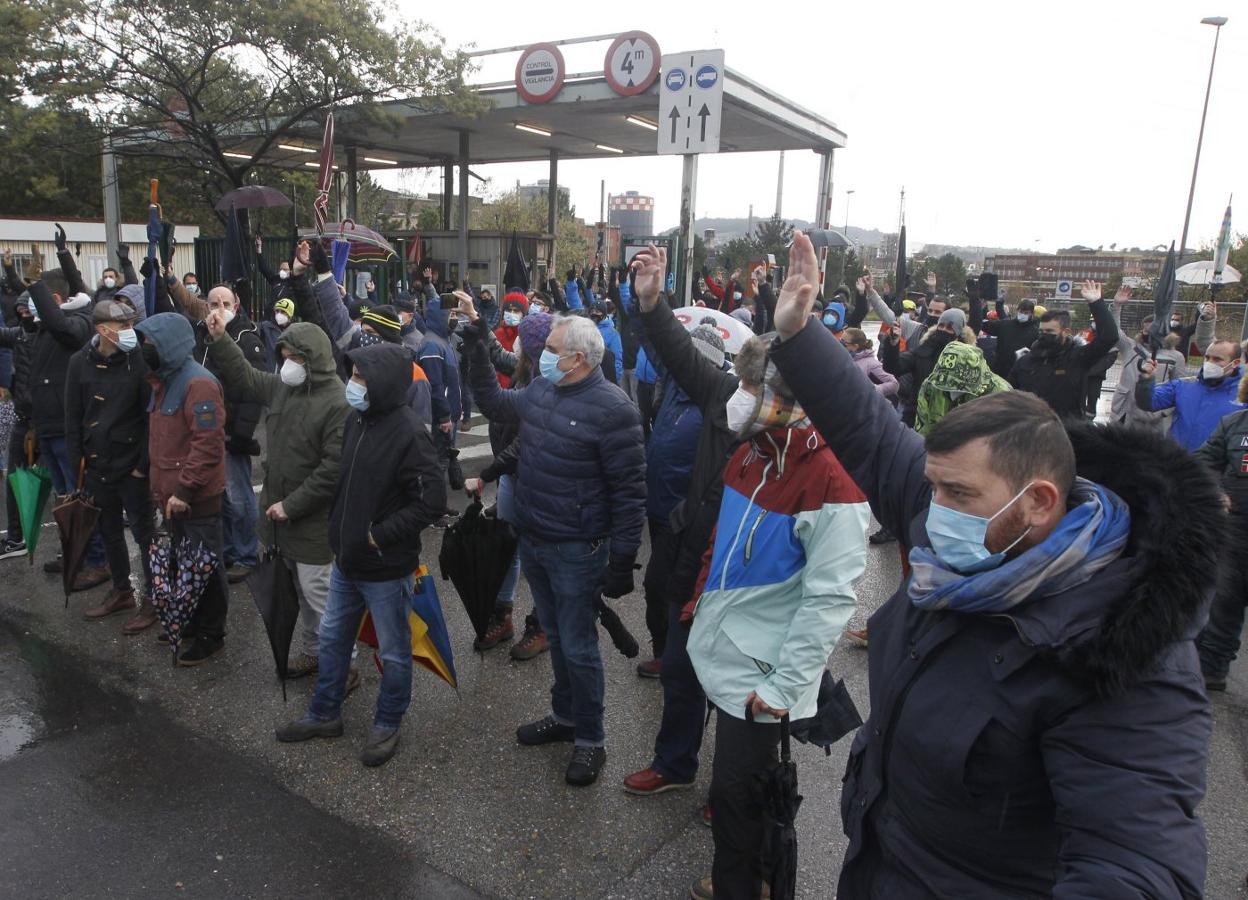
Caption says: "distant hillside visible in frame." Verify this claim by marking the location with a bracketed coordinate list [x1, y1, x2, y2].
[661, 217, 888, 247]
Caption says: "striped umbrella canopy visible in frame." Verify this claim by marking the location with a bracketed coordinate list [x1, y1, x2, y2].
[313, 113, 334, 234]
[300, 220, 397, 263]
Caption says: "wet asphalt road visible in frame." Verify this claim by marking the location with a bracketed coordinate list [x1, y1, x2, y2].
[1, 439, 1246, 899]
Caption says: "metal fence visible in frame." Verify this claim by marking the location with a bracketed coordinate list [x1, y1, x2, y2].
[1031, 299, 1246, 346]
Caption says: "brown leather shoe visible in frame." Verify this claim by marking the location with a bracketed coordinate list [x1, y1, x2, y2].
[509, 615, 549, 661]
[122, 604, 159, 635]
[71, 565, 112, 593]
[623, 767, 694, 795]
[474, 612, 515, 651]
[83, 587, 136, 620]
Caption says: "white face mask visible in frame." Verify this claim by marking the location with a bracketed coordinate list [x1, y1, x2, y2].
[279, 358, 307, 387]
[1201, 360, 1228, 381]
[278, 269, 290, 280]
[221, 307, 236, 325]
[274, 312, 290, 327]
[185, 283, 199, 295]
[725, 386, 763, 437]
[103, 277, 116, 289]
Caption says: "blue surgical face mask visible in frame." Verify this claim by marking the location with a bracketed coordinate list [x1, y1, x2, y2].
[925, 482, 1034, 574]
[1017, 313, 1030, 323]
[822, 312, 841, 329]
[539, 349, 571, 384]
[345, 379, 369, 412]
[503, 311, 522, 327]
[116, 327, 138, 352]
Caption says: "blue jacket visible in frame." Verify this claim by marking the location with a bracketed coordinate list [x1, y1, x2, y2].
[466, 335, 646, 556]
[645, 380, 702, 522]
[417, 298, 461, 424]
[597, 318, 624, 382]
[771, 321, 1216, 900]
[1137, 368, 1244, 451]
[564, 278, 583, 310]
[635, 347, 657, 385]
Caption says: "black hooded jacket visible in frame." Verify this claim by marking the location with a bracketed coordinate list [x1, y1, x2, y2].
[328, 343, 445, 582]
[64, 338, 151, 486]
[1009, 299, 1118, 418]
[25, 280, 94, 441]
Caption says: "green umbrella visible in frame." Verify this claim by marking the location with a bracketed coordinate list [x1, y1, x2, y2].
[8, 464, 53, 563]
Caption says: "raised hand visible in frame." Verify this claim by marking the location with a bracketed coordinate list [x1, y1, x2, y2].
[292, 239, 311, 275]
[1080, 280, 1101, 302]
[1112, 284, 1132, 304]
[453, 290, 477, 322]
[117, 243, 130, 262]
[25, 245, 43, 282]
[53, 223, 67, 253]
[629, 243, 667, 312]
[205, 307, 228, 341]
[925, 272, 937, 290]
[774, 231, 820, 340]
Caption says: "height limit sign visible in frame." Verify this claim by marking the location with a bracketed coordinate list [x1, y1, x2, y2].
[658, 50, 724, 155]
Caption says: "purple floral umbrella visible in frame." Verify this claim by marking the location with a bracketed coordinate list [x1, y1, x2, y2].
[150, 534, 220, 665]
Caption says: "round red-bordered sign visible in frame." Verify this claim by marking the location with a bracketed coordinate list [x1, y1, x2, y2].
[604, 31, 661, 96]
[515, 43, 566, 104]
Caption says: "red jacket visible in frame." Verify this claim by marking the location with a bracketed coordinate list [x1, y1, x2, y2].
[147, 373, 226, 516]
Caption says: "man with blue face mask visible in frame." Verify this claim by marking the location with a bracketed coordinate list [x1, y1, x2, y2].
[464, 310, 646, 787]
[64, 298, 157, 628]
[765, 231, 1217, 900]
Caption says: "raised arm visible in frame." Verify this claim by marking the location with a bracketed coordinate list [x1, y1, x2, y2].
[204, 312, 279, 406]
[1073, 282, 1118, 365]
[769, 233, 932, 537]
[53, 224, 88, 297]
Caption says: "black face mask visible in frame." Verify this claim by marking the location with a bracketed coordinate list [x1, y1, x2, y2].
[141, 343, 161, 371]
[1034, 333, 1064, 352]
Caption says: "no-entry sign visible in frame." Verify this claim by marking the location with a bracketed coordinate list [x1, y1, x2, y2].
[516, 43, 565, 104]
[604, 31, 661, 96]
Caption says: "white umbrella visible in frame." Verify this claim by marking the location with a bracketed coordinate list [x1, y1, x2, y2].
[1175, 260, 1241, 286]
[672, 306, 755, 354]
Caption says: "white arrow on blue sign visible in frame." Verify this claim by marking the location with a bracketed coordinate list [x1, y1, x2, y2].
[658, 49, 725, 155]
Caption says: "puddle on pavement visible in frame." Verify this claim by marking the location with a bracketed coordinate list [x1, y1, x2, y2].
[0, 620, 130, 761]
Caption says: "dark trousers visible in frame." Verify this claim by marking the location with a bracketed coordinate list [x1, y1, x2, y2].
[710, 707, 780, 900]
[637, 381, 656, 439]
[171, 514, 228, 642]
[651, 523, 713, 783]
[641, 517, 674, 656]
[93, 475, 155, 594]
[1197, 512, 1248, 679]
[5, 417, 28, 542]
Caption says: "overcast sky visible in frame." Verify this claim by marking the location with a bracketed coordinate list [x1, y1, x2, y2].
[386, 0, 1247, 254]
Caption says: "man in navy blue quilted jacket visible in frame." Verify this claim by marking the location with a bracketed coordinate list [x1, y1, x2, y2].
[461, 293, 646, 788]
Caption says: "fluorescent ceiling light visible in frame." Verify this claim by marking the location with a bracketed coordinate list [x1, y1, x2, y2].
[624, 115, 658, 131]
[303, 161, 339, 169]
[363, 156, 397, 165]
[596, 143, 624, 154]
[279, 143, 317, 154]
[514, 123, 552, 137]
[222, 151, 252, 160]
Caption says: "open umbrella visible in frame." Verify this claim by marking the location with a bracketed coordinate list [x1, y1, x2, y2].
[1175, 260, 1241, 286]
[247, 529, 301, 701]
[215, 185, 293, 212]
[358, 565, 457, 691]
[1147, 242, 1177, 355]
[150, 533, 220, 665]
[301, 220, 397, 263]
[751, 713, 803, 900]
[52, 463, 100, 608]
[438, 499, 518, 645]
[6, 432, 52, 565]
[672, 306, 754, 354]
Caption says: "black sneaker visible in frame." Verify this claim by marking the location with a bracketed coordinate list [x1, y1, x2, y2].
[276, 715, 344, 743]
[360, 726, 401, 767]
[177, 637, 224, 667]
[516, 715, 576, 746]
[565, 745, 606, 787]
[0, 538, 26, 561]
[868, 527, 896, 545]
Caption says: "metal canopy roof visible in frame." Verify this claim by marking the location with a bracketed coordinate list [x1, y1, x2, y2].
[235, 69, 846, 172]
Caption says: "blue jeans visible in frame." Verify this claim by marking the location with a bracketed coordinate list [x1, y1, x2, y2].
[519, 534, 609, 746]
[308, 565, 414, 729]
[40, 436, 105, 567]
[221, 452, 259, 568]
[495, 475, 521, 608]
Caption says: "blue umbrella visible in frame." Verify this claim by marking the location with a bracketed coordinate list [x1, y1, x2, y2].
[145, 179, 161, 316]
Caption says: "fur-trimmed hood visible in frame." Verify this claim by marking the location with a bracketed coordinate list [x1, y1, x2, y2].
[1037, 420, 1223, 696]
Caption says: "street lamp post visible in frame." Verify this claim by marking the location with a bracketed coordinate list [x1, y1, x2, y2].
[1178, 15, 1228, 263]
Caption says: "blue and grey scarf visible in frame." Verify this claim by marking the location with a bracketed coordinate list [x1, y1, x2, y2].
[908, 478, 1131, 614]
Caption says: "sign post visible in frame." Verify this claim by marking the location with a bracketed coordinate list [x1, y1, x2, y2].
[657, 50, 725, 155]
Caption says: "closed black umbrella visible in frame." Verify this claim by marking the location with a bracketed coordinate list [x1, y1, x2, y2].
[596, 597, 639, 658]
[52, 489, 100, 609]
[246, 528, 301, 701]
[503, 232, 530, 292]
[1147, 242, 1177, 355]
[752, 714, 802, 900]
[789, 670, 863, 755]
[438, 499, 518, 644]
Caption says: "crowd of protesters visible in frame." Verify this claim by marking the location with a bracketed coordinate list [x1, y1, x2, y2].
[1, 217, 1244, 899]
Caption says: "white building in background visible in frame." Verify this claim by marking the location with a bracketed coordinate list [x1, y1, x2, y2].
[0, 217, 201, 286]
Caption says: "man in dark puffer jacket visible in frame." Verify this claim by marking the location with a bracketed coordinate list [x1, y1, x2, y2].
[465, 303, 646, 788]
[767, 233, 1216, 900]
